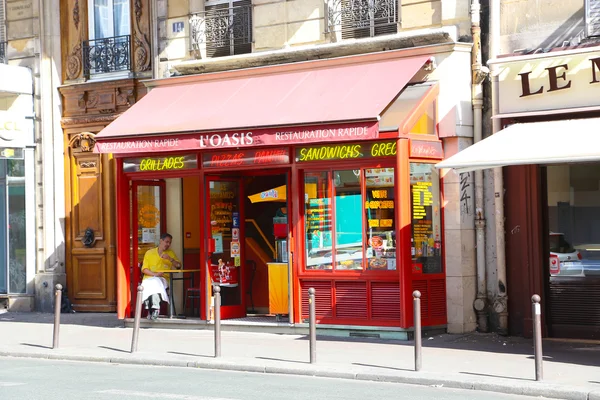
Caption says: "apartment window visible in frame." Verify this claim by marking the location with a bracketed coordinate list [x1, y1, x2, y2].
[586, 0, 600, 37]
[88, 0, 130, 39]
[190, 0, 252, 58]
[84, 0, 131, 77]
[327, 0, 398, 40]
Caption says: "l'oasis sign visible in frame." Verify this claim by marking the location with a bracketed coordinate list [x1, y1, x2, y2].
[123, 154, 198, 173]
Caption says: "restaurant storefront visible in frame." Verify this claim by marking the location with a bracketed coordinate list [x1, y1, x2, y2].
[438, 46, 600, 338]
[94, 47, 461, 329]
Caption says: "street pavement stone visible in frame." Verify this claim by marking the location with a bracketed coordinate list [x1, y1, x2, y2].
[1, 311, 600, 399]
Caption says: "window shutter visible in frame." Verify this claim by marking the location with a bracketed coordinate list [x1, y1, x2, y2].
[205, 0, 251, 58]
[0, 0, 6, 43]
[341, 0, 398, 40]
[231, 0, 251, 56]
[205, 2, 231, 58]
[341, 0, 370, 40]
[587, 0, 600, 37]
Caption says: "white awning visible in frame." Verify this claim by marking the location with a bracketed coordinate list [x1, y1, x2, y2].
[436, 118, 600, 173]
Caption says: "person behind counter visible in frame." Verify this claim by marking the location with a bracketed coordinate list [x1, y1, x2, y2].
[141, 232, 182, 320]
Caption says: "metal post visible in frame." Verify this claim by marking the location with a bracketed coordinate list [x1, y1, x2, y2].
[52, 284, 63, 349]
[532, 294, 543, 381]
[214, 285, 221, 358]
[413, 290, 422, 371]
[308, 287, 316, 364]
[131, 285, 144, 353]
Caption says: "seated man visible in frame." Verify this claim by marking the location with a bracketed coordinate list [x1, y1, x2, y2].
[141, 232, 182, 320]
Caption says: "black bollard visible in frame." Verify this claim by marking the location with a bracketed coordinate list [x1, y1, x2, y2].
[53, 284, 63, 349]
[131, 285, 144, 353]
[214, 285, 221, 358]
[413, 290, 422, 371]
[532, 294, 543, 381]
[308, 287, 316, 364]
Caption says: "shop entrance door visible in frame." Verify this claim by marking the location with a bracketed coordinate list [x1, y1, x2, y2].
[206, 177, 246, 319]
[131, 180, 166, 314]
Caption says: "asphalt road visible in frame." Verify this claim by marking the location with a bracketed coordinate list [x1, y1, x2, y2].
[0, 357, 546, 400]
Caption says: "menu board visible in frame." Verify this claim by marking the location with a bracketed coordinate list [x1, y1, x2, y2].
[306, 198, 332, 246]
[412, 181, 433, 220]
[410, 164, 442, 274]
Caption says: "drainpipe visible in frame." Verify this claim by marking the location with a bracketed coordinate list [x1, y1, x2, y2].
[489, 0, 508, 335]
[471, 0, 489, 332]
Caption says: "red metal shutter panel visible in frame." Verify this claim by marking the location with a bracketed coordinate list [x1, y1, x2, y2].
[370, 281, 401, 320]
[301, 280, 333, 320]
[335, 281, 367, 319]
[429, 279, 447, 319]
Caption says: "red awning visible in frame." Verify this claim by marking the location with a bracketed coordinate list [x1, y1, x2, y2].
[95, 55, 430, 153]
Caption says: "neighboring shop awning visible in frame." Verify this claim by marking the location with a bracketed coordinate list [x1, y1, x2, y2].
[94, 55, 431, 154]
[436, 118, 600, 173]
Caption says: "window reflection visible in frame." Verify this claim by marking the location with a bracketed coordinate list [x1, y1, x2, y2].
[304, 172, 333, 270]
[548, 164, 600, 278]
[334, 170, 363, 270]
[365, 168, 396, 270]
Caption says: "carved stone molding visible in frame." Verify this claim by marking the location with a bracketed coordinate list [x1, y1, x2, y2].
[116, 87, 135, 106]
[69, 132, 97, 152]
[67, 43, 83, 80]
[77, 92, 88, 110]
[62, 114, 120, 127]
[133, 0, 151, 72]
[73, 0, 80, 29]
[86, 93, 99, 108]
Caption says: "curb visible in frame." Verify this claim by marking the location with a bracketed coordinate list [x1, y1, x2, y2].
[0, 351, 597, 400]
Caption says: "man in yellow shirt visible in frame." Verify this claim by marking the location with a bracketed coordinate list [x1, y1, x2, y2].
[141, 232, 181, 320]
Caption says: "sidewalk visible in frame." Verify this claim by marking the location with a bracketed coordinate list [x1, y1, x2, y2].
[1, 312, 600, 400]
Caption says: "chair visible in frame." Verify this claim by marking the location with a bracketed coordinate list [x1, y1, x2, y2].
[183, 287, 201, 317]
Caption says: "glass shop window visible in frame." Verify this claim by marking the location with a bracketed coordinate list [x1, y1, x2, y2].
[303, 167, 397, 272]
[547, 164, 600, 279]
[410, 163, 442, 274]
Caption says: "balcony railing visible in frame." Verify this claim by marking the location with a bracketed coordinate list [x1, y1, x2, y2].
[83, 35, 131, 78]
[190, 3, 252, 58]
[326, 0, 398, 39]
[0, 41, 6, 64]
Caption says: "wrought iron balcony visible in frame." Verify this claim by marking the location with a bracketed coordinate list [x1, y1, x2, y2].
[0, 42, 6, 64]
[190, 3, 252, 58]
[326, 0, 398, 39]
[83, 35, 131, 78]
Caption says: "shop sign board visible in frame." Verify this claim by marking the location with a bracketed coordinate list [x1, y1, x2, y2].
[203, 148, 289, 168]
[95, 122, 378, 154]
[122, 154, 198, 173]
[0, 110, 34, 147]
[409, 140, 443, 159]
[296, 140, 397, 162]
[493, 49, 600, 115]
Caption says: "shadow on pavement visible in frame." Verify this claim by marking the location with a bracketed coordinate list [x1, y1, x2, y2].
[297, 331, 600, 368]
[352, 362, 413, 372]
[460, 371, 532, 382]
[98, 345, 130, 353]
[5, 311, 600, 369]
[168, 351, 212, 358]
[1, 312, 123, 328]
[20, 343, 52, 350]
[256, 356, 307, 365]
